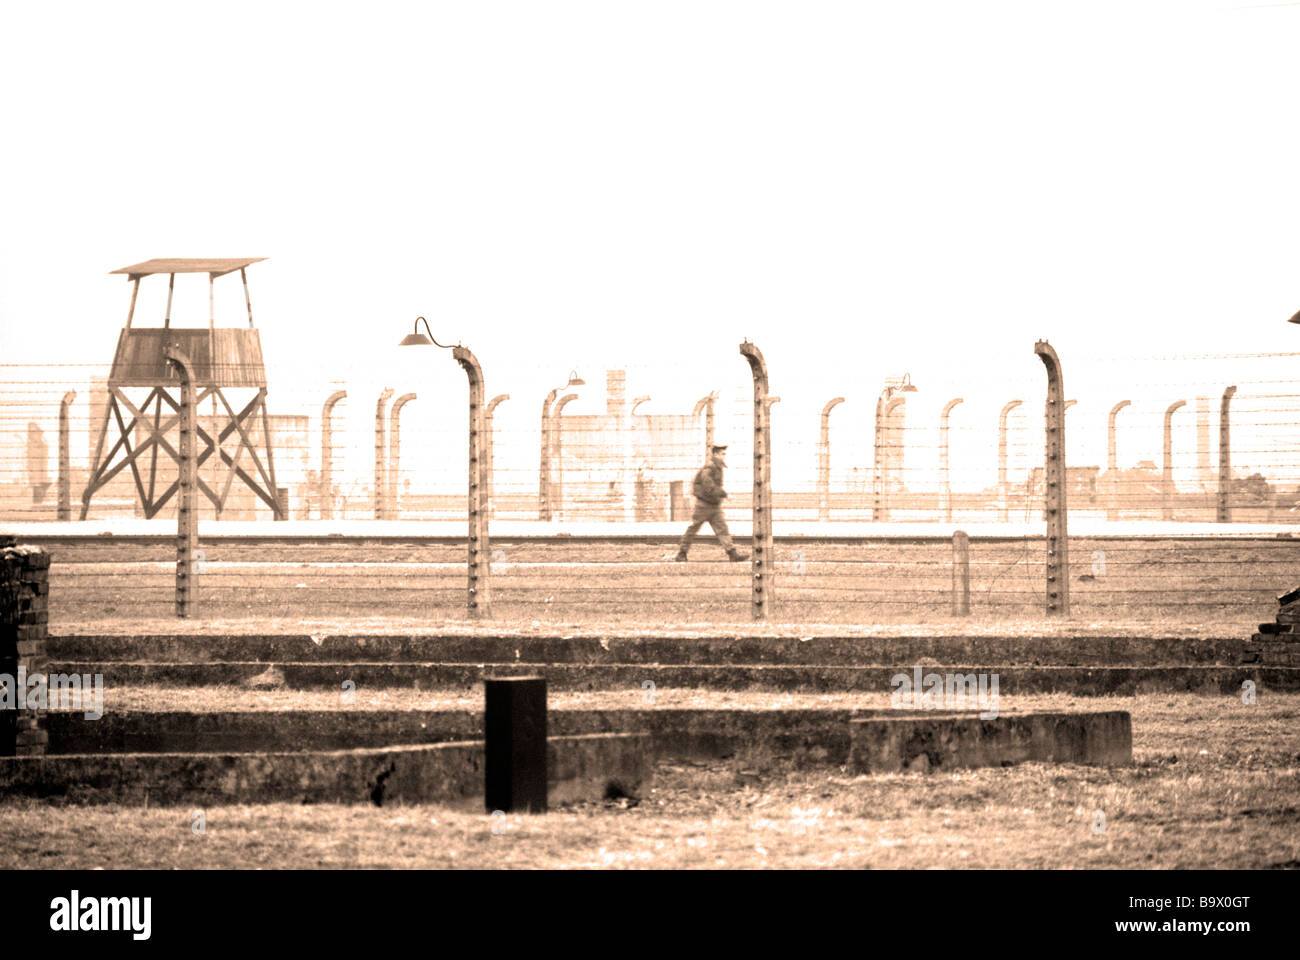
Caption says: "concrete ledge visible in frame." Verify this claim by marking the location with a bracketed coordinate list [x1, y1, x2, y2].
[44, 709, 481, 755]
[10, 707, 1136, 802]
[44, 704, 1138, 773]
[602, 708, 862, 766]
[46, 708, 868, 765]
[0, 733, 648, 807]
[849, 711, 1132, 774]
[50, 661, 1300, 694]
[48, 634, 1250, 666]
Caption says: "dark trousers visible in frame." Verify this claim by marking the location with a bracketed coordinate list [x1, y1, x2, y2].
[678, 501, 736, 555]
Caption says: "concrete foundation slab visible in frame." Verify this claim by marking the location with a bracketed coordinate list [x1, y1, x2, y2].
[45, 707, 872, 766]
[849, 711, 1132, 774]
[0, 732, 648, 808]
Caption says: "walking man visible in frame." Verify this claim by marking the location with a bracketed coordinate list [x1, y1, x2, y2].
[676, 444, 748, 562]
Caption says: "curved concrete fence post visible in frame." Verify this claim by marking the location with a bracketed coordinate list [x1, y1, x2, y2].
[818, 397, 845, 521]
[374, 388, 394, 520]
[998, 400, 1023, 522]
[939, 398, 963, 523]
[693, 393, 717, 465]
[1034, 341, 1069, 616]
[1217, 385, 1237, 523]
[883, 395, 908, 520]
[1106, 400, 1132, 521]
[485, 394, 509, 518]
[872, 394, 886, 522]
[320, 390, 346, 519]
[1162, 400, 1186, 521]
[762, 396, 781, 595]
[872, 379, 917, 522]
[552, 393, 579, 521]
[455, 346, 491, 618]
[387, 393, 417, 519]
[538, 387, 561, 520]
[163, 346, 199, 619]
[740, 341, 772, 620]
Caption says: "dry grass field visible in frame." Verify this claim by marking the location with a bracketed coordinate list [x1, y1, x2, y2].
[6, 535, 1296, 869]
[2, 693, 1296, 869]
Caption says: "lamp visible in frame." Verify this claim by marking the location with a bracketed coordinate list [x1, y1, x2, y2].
[398, 316, 453, 348]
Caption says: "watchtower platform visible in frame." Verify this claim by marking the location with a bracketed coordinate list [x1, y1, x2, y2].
[81, 258, 285, 520]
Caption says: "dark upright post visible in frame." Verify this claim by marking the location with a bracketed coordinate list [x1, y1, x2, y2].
[485, 676, 547, 813]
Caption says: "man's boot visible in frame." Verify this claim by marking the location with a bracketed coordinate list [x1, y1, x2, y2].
[728, 550, 749, 562]
[674, 550, 688, 562]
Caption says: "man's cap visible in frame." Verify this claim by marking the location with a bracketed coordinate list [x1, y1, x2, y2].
[711, 444, 728, 452]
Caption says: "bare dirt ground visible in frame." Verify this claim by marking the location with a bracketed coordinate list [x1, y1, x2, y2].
[38, 536, 1297, 633]
[2, 693, 1296, 869]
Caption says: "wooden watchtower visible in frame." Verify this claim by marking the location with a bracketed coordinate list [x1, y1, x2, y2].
[81, 258, 285, 520]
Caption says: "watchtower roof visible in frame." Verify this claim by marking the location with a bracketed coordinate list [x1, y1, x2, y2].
[111, 258, 266, 280]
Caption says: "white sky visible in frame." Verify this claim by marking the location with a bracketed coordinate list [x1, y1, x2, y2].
[2, 0, 1298, 494]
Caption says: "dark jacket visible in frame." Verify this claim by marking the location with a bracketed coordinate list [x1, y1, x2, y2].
[692, 463, 726, 505]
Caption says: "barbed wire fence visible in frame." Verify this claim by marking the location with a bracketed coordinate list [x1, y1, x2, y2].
[0, 348, 1297, 626]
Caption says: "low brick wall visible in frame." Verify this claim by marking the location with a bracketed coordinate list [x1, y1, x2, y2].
[1244, 586, 1300, 666]
[1, 538, 50, 756]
